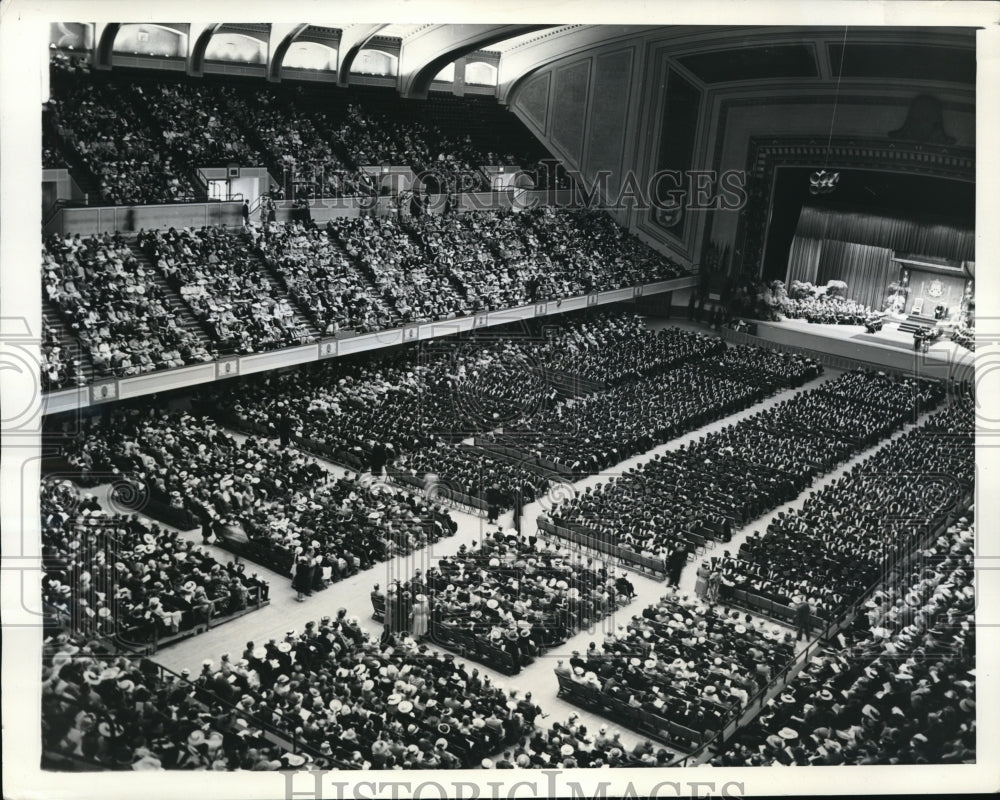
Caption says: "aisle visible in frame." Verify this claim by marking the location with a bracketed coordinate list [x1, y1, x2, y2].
[87, 471, 656, 753]
[95, 354, 837, 756]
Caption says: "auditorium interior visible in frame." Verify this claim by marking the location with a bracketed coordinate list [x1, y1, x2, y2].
[26, 20, 980, 775]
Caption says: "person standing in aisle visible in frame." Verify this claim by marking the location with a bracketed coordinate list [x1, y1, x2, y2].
[410, 594, 430, 641]
[292, 550, 314, 602]
[794, 595, 813, 641]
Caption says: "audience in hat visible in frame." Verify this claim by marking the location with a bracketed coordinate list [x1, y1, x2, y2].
[326, 215, 475, 323]
[383, 526, 636, 674]
[43, 232, 213, 377]
[713, 393, 972, 619]
[548, 371, 943, 564]
[59, 408, 458, 585]
[42, 630, 300, 771]
[136, 226, 316, 355]
[393, 443, 550, 513]
[41, 478, 267, 644]
[258, 221, 401, 335]
[558, 585, 795, 746]
[714, 513, 975, 766]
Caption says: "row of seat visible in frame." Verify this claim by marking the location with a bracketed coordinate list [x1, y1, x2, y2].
[537, 517, 672, 580]
[554, 672, 710, 754]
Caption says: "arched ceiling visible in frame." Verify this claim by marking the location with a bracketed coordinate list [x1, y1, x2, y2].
[83, 23, 975, 101]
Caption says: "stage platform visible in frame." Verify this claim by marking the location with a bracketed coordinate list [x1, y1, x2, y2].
[723, 317, 971, 379]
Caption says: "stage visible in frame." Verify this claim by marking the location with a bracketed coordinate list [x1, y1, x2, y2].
[724, 316, 972, 379]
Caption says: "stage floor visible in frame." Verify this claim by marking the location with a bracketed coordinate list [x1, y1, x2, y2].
[738, 317, 972, 377]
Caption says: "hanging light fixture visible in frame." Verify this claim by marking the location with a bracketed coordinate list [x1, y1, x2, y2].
[810, 26, 848, 196]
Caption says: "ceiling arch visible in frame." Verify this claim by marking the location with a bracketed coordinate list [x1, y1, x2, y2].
[268, 22, 311, 80]
[398, 24, 552, 99]
[336, 24, 390, 86]
[188, 23, 224, 75]
[94, 22, 119, 68]
[74, 23, 976, 104]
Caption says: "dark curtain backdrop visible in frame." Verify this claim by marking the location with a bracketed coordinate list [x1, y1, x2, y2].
[795, 205, 974, 262]
[785, 236, 823, 285]
[816, 240, 896, 311]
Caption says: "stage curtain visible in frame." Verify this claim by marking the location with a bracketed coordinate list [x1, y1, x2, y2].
[785, 236, 823, 285]
[816, 240, 895, 310]
[796, 206, 974, 262]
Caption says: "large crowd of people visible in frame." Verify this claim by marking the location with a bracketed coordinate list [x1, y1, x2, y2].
[137, 226, 316, 354]
[36, 48, 980, 778]
[44, 604, 691, 770]
[490, 362, 765, 478]
[714, 513, 975, 766]
[780, 295, 875, 325]
[206, 331, 557, 466]
[203, 312, 658, 463]
[257, 221, 400, 335]
[536, 313, 729, 386]
[326, 215, 475, 323]
[201, 317, 826, 511]
[712, 393, 973, 619]
[43, 232, 214, 377]
[135, 82, 264, 172]
[381, 526, 638, 674]
[392, 443, 551, 516]
[490, 341, 822, 477]
[42, 478, 268, 645]
[48, 62, 197, 205]
[59, 408, 458, 582]
[40, 209, 691, 391]
[547, 371, 944, 566]
[42, 631, 299, 770]
[45, 64, 554, 205]
[558, 585, 795, 742]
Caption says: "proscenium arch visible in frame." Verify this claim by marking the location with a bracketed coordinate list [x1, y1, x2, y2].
[401, 24, 552, 99]
[268, 22, 311, 81]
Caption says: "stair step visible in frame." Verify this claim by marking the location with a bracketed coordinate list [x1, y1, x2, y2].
[41, 299, 97, 387]
[125, 239, 219, 352]
[246, 248, 323, 341]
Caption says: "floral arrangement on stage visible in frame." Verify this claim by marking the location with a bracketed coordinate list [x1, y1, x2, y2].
[884, 281, 908, 314]
[824, 279, 848, 298]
